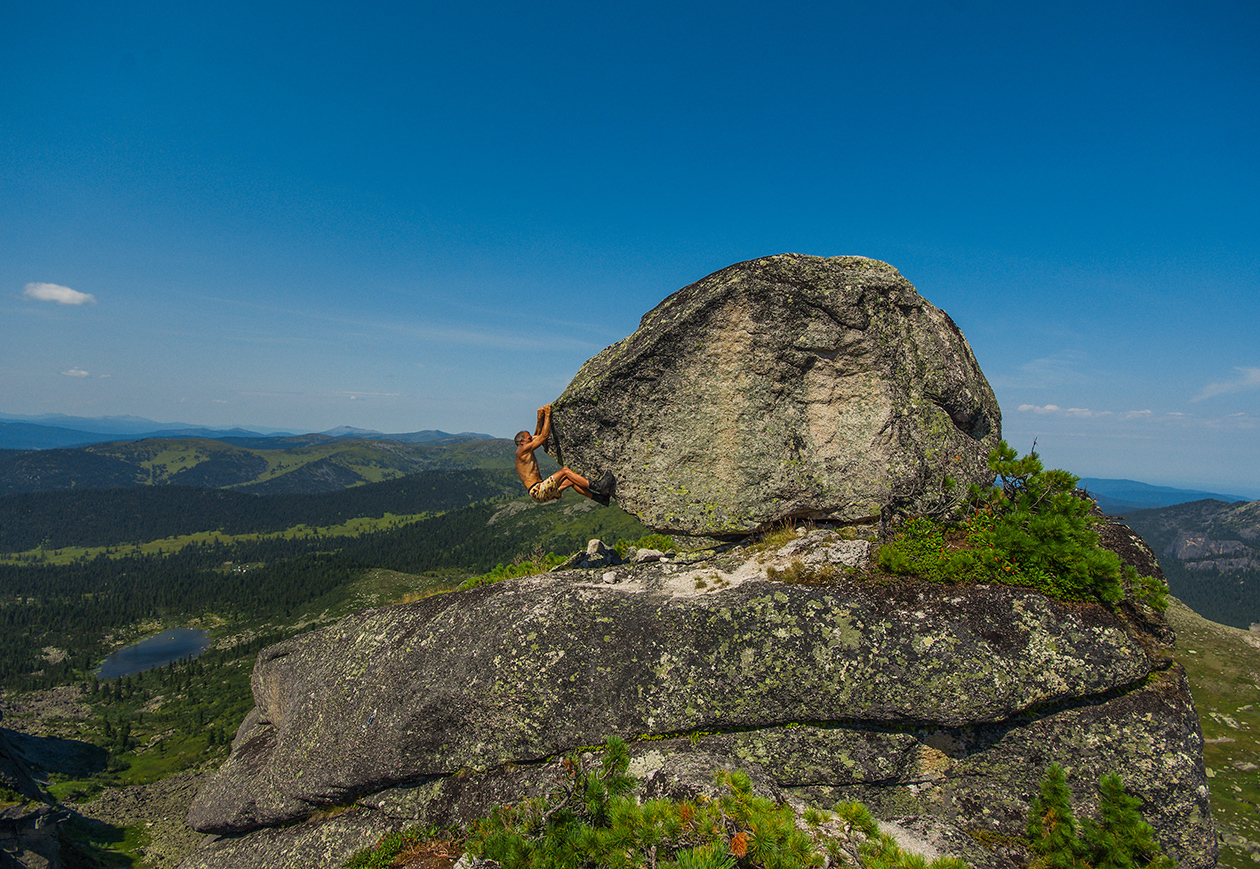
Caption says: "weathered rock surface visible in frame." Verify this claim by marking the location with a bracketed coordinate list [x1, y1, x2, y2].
[182, 521, 1214, 869]
[1, 728, 50, 808]
[74, 771, 209, 868]
[546, 254, 1001, 537]
[0, 804, 66, 869]
[1, 715, 64, 869]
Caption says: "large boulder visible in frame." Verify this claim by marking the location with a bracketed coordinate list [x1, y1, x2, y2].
[182, 524, 1214, 869]
[547, 254, 1001, 538]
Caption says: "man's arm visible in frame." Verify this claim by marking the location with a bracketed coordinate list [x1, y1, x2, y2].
[523, 405, 552, 452]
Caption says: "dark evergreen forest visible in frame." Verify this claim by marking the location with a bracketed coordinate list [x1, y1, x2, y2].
[0, 468, 518, 551]
[1120, 502, 1260, 630]
[1159, 560, 1260, 630]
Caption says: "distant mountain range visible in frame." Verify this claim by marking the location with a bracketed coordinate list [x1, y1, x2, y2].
[1078, 478, 1250, 513]
[3, 413, 1252, 509]
[0, 432, 515, 496]
[0, 412, 494, 452]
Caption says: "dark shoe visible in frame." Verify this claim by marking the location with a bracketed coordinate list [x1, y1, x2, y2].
[595, 471, 616, 495]
[593, 491, 611, 506]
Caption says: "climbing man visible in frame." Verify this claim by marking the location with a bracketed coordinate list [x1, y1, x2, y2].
[515, 404, 614, 506]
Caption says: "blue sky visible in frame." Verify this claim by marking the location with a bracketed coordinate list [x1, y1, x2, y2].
[3, 1, 1258, 495]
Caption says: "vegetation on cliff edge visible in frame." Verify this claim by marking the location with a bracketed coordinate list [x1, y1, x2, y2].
[878, 442, 1166, 609]
[344, 743, 1175, 869]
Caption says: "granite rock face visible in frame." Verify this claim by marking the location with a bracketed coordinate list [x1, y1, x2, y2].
[182, 522, 1214, 869]
[546, 254, 1001, 537]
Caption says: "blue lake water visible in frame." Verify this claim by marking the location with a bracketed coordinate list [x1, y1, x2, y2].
[97, 628, 211, 679]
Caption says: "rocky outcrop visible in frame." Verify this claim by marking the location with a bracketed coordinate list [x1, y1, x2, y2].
[1, 721, 63, 869]
[546, 254, 1001, 538]
[178, 258, 1211, 868]
[0, 804, 66, 869]
[1, 727, 49, 808]
[182, 523, 1213, 869]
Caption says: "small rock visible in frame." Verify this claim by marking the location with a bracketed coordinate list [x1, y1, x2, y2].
[578, 539, 622, 569]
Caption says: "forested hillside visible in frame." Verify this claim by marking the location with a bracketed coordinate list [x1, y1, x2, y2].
[0, 469, 519, 552]
[1123, 498, 1260, 629]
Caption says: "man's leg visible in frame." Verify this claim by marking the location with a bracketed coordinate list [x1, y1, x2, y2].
[555, 468, 594, 497]
[555, 467, 612, 504]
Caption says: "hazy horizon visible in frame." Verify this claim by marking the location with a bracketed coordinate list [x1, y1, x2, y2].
[5, 406, 1259, 501]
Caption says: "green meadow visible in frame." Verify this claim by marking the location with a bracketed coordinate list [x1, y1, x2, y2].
[1, 511, 435, 566]
[1167, 599, 1260, 869]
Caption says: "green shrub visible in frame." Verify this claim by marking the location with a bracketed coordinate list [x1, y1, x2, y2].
[1026, 764, 1174, 869]
[459, 740, 969, 869]
[458, 552, 568, 589]
[666, 843, 738, 869]
[1027, 763, 1087, 869]
[341, 751, 968, 869]
[1081, 774, 1175, 869]
[343, 829, 416, 869]
[834, 800, 880, 838]
[615, 534, 677, 557]
[877, 442, 1166, 607]
[342, 825, 458, 869]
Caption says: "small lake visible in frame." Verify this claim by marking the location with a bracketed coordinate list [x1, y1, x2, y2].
[97, 628, 211, 679]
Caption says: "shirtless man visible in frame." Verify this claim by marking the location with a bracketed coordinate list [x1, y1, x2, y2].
[515, 404, 613, 506]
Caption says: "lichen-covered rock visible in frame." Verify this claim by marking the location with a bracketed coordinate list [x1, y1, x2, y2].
[187, 574, 1158, 834]
[546, 254, 1001, 537]
[176, 807, 405, 869]
[182, 522, 1213, 869]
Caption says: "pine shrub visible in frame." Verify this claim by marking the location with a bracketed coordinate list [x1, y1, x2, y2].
[453, 741, 974, 869]
[1026, 764, 1174, 869]
[458, 552, 569, 589]
[877, 442, 1166, 607]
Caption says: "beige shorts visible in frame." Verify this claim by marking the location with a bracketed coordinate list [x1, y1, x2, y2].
[529, 474, 563, 503]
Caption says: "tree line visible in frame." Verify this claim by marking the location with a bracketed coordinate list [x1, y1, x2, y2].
[0, 468, 518, 552]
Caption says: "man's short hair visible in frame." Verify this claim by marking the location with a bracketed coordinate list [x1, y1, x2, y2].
[515, 431, 531, 446]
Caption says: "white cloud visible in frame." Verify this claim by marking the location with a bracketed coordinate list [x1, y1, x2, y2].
[1193, 367, 1260, 402]
[1018, 404, 1110, 418]
[24, 282, 97, 305]
[1018, 405, 1155, 421]
[1014, 403, 1256, 431]
[61, 367, 90, 378]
